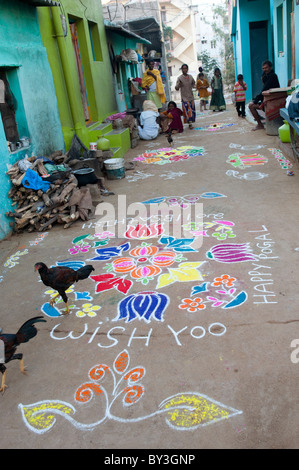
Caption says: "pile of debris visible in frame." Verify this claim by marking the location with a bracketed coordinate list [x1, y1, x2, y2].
[6, 152, 96, 233]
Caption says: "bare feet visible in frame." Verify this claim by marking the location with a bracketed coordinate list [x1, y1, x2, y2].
[252, 124, 264, 131]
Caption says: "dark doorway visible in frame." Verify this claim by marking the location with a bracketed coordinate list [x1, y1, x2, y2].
[0, 71, 19, 143]
[249, 21, 268, 99]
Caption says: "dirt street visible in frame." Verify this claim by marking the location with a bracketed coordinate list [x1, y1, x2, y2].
[0, 102, 299, 450]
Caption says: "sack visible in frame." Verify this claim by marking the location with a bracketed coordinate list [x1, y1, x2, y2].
[18, 156, 32, 173]
[288, 91, 299, 120]
[120, 49, 138, 63]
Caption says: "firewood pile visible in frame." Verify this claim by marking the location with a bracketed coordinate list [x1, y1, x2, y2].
[6, 152, 95, 233]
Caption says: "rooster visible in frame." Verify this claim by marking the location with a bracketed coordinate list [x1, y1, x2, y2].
[35, 262, 95, 314]
[0, 316, 46, 393]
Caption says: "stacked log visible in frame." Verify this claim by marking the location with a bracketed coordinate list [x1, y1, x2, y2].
[5, 153, 93, 232]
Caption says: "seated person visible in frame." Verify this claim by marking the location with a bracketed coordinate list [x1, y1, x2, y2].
[138, 100, 159, 140]
[158, 101, 184, 135]
[249, 60, 280, 131]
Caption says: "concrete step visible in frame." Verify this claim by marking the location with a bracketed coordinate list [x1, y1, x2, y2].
[92, 122, 112, 133]
[110, 147, 122, 158]
[103, 128, 131, 157]
[88, 122, 112, 142]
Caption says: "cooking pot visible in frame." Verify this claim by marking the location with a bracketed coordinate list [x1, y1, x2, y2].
[73, 167, 98, 186]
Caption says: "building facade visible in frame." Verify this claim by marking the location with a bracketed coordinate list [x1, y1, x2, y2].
[37, 0, 130, 155]
[230, 0, 299, 102]
[160, 0, 198, 80]
[0, 0, 65, 240]
[102, 0, 171, 102]
[192, 0, 226, 74]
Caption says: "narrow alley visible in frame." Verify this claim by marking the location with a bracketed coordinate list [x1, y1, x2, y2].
[0, 102, 299, 449]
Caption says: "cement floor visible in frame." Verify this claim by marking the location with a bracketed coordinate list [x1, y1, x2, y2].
[0, 102, 299, 450]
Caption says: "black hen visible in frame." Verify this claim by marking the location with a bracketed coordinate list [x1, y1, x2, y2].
[166, 132, 173, 145]
[35, 262, 95, 314]
[0, 316, 46, 393]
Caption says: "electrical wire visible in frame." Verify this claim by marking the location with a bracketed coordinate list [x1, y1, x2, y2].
[79, 0, 88, 20]
[108, 0, 119, 22]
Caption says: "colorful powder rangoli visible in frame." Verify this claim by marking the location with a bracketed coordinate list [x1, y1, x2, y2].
[226, 153, 268, 169]
[133, 146, 206, 165]
[268, 148, 293, 169]
[195, 123, 237, 131]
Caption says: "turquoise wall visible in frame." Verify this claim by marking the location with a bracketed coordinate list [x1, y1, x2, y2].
[0, 122, 13, 240]
[294, 4, 299, 79]
[105, 31, 140, 111]
[0, 0, 65, 240]
[232, 0, 272, 101]
[272, 0, 294, 87]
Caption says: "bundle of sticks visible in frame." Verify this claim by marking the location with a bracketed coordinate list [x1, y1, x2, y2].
[6, 153, 94, 232]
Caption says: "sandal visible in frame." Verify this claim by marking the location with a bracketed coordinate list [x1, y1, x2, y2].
[188, 124, 194, 129]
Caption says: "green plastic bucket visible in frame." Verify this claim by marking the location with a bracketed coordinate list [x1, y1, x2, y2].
[104, 158, 125, 180]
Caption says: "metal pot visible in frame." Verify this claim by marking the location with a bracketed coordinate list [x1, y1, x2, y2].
[73, 167, 98, 186]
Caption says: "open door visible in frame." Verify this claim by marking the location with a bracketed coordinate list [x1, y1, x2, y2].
[249, 21, 268, 99]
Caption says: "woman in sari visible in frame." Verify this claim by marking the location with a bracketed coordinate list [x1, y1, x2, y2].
[141, 60, 166, 110]
[175, 64, 196, 129]
[210, 67, 226, 112]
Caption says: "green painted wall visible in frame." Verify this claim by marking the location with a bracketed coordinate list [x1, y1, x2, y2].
[37, 0, 120, 150]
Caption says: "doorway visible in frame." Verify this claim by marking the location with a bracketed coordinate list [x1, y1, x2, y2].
[0, 70, 19, 143]
[249, 21, 269, 99]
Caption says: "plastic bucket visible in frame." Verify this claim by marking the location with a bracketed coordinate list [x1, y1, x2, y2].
[104, 158, 125, 180]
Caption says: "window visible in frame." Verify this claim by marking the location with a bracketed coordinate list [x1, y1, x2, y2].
[276, 4, 284, 56]
[88, 21, 103, 62]
[211, 40, 216, 49]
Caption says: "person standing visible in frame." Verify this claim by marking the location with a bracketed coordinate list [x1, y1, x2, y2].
[248, 60, 280, 131]
[175, 64, 196, 129]
[210, 67, 226, 112]
[233, 74, 247, 118]
[141, 60, 166, 110]
[196, 66, 207, 81]
[158, 65, 167, 85]
[196, 72, 210, 112]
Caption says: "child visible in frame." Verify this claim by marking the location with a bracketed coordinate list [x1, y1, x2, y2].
[196, 72, 210, 111]
[210, 68, 226, 112]
[158, 101, 183, 143]
[233, 74, 247, 117]
[138, 100, 159, 140]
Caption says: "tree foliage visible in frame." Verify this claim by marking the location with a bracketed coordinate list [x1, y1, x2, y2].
[197, 51, 220, 79]
[209, 4, 235, 90]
